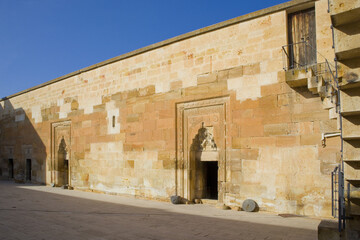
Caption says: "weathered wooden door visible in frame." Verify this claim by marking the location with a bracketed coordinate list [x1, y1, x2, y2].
[288, 8, 316, 69]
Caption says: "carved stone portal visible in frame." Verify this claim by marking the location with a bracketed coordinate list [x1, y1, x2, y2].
[176, 96, 230, 203]
[51, 121, 71, 187]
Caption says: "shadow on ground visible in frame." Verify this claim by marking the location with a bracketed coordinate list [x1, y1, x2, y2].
[0, 181, 318, 240]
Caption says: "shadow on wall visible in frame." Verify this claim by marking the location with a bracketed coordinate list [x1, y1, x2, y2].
[0, 99, 46, 184]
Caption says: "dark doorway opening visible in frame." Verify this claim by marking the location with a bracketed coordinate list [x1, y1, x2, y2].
[204, 161, 218, 199]
[26, 159, 31, 181]
[8, 159, 14, 179]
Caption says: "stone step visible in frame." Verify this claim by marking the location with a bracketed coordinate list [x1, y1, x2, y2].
[308, 76, 322, 94]
[344, 139, 360, 161]
[340, 80, 360, 90]
[338, 59, 360, 89]
[330, 0, 360, 27]
[329, 107, 338, 120]
[344, 160, 360, 171]
[344, 164, 360, 180]
[333, 22, 360, 61]
[347, 182, 360, 216]
[285, 68, 313, 87]
[342, 115, 360, 139]
[341, 87, 360, 116]
[200, 199, 218, 205]
[319, 84, 336, 99]
[349, 197, 360, 216]
[347, 179, 360, 188]
[323, 96, 337, 110]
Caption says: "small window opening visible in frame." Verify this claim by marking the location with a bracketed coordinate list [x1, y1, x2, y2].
[26, 159, 31, 181]
[112, 116, 116, 128]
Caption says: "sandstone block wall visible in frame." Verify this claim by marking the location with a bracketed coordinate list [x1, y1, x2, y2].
[0, 0, 339, 217]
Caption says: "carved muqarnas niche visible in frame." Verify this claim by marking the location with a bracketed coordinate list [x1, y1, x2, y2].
[58, 137, 68, 161]
[191, 123, 217, 151]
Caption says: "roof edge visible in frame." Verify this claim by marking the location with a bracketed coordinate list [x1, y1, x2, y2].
[1, 0, 314, 101]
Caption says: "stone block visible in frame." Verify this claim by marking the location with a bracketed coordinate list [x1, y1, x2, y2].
[344, 140, 360, 161]
[71, 100, 79, 110]
[239, 119, 264, 137]
[217, 69, 229, 82]
[127, 89, 140, 99]
[276, 136, 298, 147]
[197, 73, 217, 85]
[133, 103, 146, 114]
[170, 81, 182, 90]
[230, 159, 242, 171]
[307, 76, 320, 94]
[319, 119, 338, 132]
[251, 137, 276, 147]
[329, 107, 338, 119]
[127, 114, 140, 123]
[232, 138, 251, 149]
[240, 149, 259, 160]
[343, 116, 360, 139]
[292, 111, 329, 122]
[300, 134, 321, 146]
[285, 68, 312, 87]
[123, 143, 143, 152]
[184, 86, 210, 97]
[243, 63, 260, 75]
[162, 160, 175, 169]
[139, 85, 155, 96]
[264, 123, 290, 136]
[322, 97, 336, 110]
[334, 22, 360, 60]
[341, 87, 360, 115]
[277, 93, 292, 106]
[156, 118, 174, 129]
[228, 66, 243, 79]
[93, 104, 106, 113]
[111, 92, 122, 101]
[259, 95, 277, 109]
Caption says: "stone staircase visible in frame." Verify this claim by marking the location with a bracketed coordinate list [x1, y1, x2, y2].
[284, 45, 360, 239]
[329, 0, 360, 237]
[285, 62, 339, 121]
[341, 83, 360, 228]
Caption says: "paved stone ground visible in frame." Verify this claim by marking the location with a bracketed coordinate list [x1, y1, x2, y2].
[0, 181, 322, 240]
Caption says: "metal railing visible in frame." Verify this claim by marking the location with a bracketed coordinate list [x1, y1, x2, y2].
[282, 41, 314, 71]
[282, 41, 339, 92]
[332, 165, 346, 232]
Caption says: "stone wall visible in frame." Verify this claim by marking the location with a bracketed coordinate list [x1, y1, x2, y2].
[0, 0, 339, 217]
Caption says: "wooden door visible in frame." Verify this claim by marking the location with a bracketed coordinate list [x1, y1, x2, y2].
[288, 8, 316, 69]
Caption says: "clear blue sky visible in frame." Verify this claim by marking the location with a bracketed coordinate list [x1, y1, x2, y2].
[0, 0, 288, 98]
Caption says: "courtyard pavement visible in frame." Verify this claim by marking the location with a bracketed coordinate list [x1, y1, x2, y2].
[0, 181, 323, 240]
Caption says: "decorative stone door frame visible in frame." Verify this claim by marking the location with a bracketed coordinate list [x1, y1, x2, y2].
[50, 121, 71, 186]
[176, 96, 230, 203]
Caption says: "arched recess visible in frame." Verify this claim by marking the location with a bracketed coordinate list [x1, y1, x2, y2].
[176, 96, 230, 203]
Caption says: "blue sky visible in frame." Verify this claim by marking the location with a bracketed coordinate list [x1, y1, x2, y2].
[0, 0, 288, 98]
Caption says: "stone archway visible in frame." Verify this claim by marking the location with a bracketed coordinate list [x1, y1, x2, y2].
[51, 121, 71, 187]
